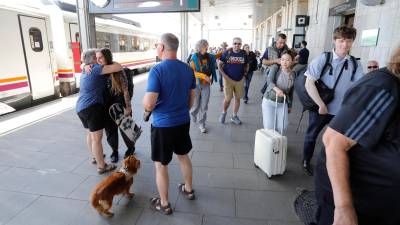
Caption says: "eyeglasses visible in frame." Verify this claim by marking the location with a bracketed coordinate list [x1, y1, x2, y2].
[367, 66, 378, 69]
[233, 43, 242, 45]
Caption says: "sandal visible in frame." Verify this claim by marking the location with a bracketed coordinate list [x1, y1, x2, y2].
[149, 197, 173, 215]
[97, 163, 116, 174]
[91, 154, 106, 164]
[178, 183, 195, 200]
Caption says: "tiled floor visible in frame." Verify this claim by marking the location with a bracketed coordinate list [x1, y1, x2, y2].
[0, 71, 315, 225]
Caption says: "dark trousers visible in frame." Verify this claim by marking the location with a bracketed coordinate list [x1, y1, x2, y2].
[104, 115, 135, 153]
[303, 111, 334, 164]
[218, 71, 223, 88]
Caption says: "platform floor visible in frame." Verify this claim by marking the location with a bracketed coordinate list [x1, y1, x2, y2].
[0, 71, 318, 225]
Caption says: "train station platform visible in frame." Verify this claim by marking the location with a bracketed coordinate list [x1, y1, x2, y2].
[0, 71, 315, 225]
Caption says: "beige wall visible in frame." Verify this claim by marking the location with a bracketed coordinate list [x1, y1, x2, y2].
[352, 0, 400, 70]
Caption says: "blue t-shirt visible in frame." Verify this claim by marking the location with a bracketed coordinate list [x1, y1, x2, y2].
[146, 59, 196, 128]
[304, 50, 364, 115]
[76, 64, 106, 113]
[220, 50, 248, 81]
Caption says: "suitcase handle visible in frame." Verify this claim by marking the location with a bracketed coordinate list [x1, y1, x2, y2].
[273, 94, 286, 135]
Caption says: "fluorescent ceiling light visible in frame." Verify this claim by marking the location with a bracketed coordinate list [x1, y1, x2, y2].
[138, 1, 161, 7]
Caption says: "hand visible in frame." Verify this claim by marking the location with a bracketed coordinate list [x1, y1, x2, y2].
[288, 108, 292, 113]
[124, 106, 132, 116]
[275, 59, 281, 65]
[274, 87, 285, 97]
[333, 205, 358, 225]
[84, 65, 93, 74]
[318, 104, 329, 115]
[204, 76, 211, 83]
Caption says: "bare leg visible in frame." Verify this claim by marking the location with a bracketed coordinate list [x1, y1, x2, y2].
[223, 98, 231, 113]
[91, 130, 105, 169]
[233, 98, 241, 115]
[86, 131, 93, 157]
[155, 162, 169, 207]
[176, 154, 193, 192]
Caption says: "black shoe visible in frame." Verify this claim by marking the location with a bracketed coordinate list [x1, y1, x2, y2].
[124, 148, 135, 159]
[110, 151, 119, 163]
[303, 162, 314, 176]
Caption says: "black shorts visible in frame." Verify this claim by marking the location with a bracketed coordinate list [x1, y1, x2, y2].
[151, 123, 192, 165]
[77, 104, 106, 132]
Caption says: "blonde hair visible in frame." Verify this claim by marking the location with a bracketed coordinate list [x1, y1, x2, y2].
[111, 71, 124, 95]
[388, 47, 400, 79]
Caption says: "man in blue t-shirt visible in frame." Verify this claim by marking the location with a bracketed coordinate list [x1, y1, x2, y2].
[143, 33, 196, 215]
[217, 37, 249, 125]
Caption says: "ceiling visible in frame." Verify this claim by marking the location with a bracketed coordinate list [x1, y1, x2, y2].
[191, 0, 286, 30]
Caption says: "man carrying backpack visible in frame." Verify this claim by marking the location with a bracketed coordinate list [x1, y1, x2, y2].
[262, 33, 289, 79]
[218, 37, 249, 125]
[301, 26, 363, 176]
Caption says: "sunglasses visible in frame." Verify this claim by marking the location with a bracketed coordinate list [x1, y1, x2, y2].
[233, 42, 242, 45]
[367, 66, 378, 69]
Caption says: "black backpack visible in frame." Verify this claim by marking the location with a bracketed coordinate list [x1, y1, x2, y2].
[123, 68, 134, 99]
[294, 52, 358, 112]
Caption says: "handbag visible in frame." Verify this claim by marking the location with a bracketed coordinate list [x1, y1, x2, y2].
[294, 59, 348, 111]
[109, 103, 142, 143]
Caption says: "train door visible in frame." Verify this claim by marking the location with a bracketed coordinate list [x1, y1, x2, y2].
[69, 23, 81, 88]
[19, 15, 54, 100]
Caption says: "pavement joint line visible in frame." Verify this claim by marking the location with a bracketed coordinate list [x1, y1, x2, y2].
[3, 193, 41, 225]
[66, 174, 91, 199]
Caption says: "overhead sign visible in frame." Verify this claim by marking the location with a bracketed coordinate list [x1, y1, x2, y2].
[89, 0, 200, 14]
[329, 0, 356, 16]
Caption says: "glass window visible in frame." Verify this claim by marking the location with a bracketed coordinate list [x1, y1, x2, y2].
[119, 35, 127, 51]
[29, 27, 43, 52]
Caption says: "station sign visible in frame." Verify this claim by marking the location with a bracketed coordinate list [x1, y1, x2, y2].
[329, 0, 356, 16]
[89, 0, 200, 14]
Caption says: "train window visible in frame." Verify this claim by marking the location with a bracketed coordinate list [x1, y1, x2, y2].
[119, 35, 127, 51]
[29, 28, 43, 52]
[131, 36, 139, 51]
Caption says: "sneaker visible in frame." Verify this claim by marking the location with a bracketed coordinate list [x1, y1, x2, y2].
[199, 124, 207, 133]
[244, 97, 249, 104]
[219, 86, 223, 92]
[230, 115, 242, 125]
[219, 112, 227, 124]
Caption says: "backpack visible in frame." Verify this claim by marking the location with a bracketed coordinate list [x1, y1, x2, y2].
[294, 52, 358, 112]
[123, 68, 134, 99]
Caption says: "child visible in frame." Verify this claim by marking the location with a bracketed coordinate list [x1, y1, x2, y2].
[261, 50, 295, 133]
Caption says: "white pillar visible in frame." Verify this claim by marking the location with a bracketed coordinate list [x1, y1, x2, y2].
[180, 12, 189, 61]
[76, 0, 96, 51]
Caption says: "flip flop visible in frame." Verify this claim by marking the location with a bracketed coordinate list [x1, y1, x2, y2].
[149, 197, 173, 215]
[97, 163, 116, 174]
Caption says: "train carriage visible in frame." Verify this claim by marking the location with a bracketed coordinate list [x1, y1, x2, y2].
[0, 2, 158, 115]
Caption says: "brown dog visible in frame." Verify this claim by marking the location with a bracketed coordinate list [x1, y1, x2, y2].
[90, 155, 140, 217]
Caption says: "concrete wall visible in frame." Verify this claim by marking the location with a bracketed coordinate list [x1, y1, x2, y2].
[352, 0, 400, 69]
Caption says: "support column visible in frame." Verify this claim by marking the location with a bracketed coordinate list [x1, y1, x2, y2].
[180, 12, 189, 61]
[76, 0, 96, 51]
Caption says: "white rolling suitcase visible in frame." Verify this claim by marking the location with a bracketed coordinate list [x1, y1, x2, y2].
[254, 96, 287, 178]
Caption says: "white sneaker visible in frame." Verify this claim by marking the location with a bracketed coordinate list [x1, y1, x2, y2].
[199, 124, 207, 133]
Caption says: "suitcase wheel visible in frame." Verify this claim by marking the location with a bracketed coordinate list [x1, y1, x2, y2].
[254, 163, 259, 169]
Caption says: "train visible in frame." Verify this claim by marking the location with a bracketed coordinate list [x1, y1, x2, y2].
[0, 1, 158, 115]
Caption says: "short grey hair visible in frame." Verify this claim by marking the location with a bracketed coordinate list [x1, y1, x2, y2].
[233, 37, 242, 44]
[81, 49, 97, 65]
[161, 33, 179, 52]
[195, 39, 209, 53]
